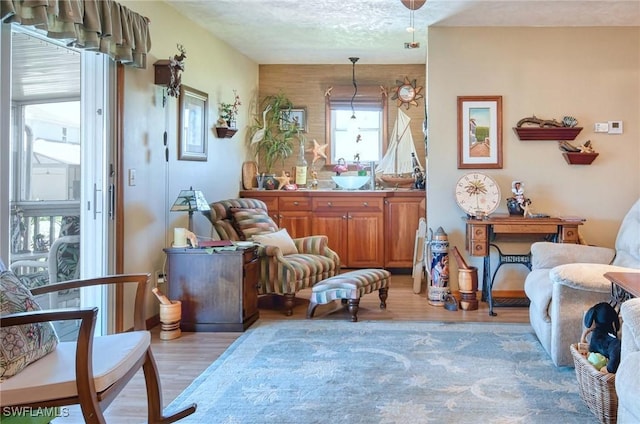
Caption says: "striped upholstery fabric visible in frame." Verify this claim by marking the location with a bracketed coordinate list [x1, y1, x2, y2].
[231, 208, 278, 240]
[310, 269, 391, 305]
[205, 199, 341, 306]
[204, 198, 270, 241]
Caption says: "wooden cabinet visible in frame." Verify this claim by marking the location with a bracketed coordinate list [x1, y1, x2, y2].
[384, 195, 426, 267]
[277, 196, 312, 238]
[242, 193, 312, 238]
[311, 197, 384, 268]
[163, 246, 259, 332]
[239, 190, 425, 269]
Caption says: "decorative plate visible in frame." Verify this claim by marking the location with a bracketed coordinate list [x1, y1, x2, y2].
[455, 173, 501, 218]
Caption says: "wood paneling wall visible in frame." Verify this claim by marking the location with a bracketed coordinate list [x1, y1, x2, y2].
[257, 64, 426, 180]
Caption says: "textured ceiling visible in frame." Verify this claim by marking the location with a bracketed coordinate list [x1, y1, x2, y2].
[164, 0, 640, 65]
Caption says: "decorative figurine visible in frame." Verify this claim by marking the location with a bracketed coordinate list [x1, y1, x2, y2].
[506, 180, 531, 216]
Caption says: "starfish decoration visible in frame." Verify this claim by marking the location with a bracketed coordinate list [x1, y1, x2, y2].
[275, 170, 290, 189]
[307, 139, 328, 164]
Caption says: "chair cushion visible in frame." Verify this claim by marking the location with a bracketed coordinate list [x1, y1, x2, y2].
[253, 228, 298, 255]
[0, 271, 58, 380]
[231, 207, 278, 240]
[0, 331, 150, 406]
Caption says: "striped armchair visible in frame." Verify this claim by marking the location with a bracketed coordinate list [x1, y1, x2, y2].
[203, 198, 340, 315]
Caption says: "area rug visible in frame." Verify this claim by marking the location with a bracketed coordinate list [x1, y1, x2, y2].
[168, 320, 596, 424]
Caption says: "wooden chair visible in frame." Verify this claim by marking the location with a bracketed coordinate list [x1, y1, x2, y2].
[0, 273, 196, 423]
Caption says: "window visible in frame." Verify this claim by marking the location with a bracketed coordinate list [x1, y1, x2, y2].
[325, 86, 388, 165]
[330, 107, 383, 163]
[21, 101, 81, 201]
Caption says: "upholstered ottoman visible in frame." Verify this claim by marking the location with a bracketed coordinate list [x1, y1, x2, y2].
[307, 269, 390, 322]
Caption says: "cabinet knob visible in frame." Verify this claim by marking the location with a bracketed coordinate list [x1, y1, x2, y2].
[346, 215, 351, 219]
[362, 202, 368, 207]
[327, 202, 333, 207]
[293, 201, 299, 206]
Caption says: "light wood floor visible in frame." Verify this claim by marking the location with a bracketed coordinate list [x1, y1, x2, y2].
[53, 274, 530, 423]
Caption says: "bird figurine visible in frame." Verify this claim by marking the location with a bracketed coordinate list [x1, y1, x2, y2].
[250, 104, 272, 145]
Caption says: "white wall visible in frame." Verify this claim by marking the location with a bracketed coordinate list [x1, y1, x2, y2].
[119, 1, 259, 324]
[427, 27, 640, 291]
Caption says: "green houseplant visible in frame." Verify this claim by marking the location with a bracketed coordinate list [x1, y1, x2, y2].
[251, 92, 303, 174]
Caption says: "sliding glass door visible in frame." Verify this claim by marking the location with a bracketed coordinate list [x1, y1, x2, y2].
[1, 26, 115, 337]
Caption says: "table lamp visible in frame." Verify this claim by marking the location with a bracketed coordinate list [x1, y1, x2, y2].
[170, 187, 210, 232]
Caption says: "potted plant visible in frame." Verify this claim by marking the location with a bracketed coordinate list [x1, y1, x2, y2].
[250, 92, 302, 180]
[216, 90, 241, 138]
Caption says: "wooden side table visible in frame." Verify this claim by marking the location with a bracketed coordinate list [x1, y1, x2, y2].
[604, 271, 640, 305]
[163, 246, 259, 331]
[464, 214, 584, 316]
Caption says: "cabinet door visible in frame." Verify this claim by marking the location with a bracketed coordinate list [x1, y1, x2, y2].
[279, 211, 312, 238]
[347, 212, 384, 268]
[384, 196, 426, 267]
[312, 213, 347, 264]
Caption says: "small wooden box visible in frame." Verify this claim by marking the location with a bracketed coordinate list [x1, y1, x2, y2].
[153, 60, 171, 86]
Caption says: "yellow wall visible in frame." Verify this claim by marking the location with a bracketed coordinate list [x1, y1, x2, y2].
[119, 1, 258, 325]
[114, 7, 639, 321]
[427, 27, 640, 290]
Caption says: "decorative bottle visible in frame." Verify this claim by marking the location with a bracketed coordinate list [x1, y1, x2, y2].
[295, 140, 308, 188]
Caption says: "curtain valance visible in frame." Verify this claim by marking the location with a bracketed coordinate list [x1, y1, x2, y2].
[1, 0, 151, 68]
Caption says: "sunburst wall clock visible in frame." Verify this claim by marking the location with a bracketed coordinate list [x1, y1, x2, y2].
[392, 76, 423, 109]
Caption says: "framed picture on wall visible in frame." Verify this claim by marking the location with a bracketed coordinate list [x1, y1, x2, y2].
[279, 107, 307, 132]
[457, 96, 503, 169]
[179, 85, 209, 161]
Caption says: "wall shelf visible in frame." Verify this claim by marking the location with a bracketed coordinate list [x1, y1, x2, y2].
[513, 127, 582, 141]
[562, 152, 598, 165]
[215, 127, 237, 138]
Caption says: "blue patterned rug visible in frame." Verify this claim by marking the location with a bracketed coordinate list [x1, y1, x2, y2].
[168, 320, 596, 424]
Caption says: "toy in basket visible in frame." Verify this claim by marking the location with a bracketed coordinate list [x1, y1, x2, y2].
[570, 327, 618, 424]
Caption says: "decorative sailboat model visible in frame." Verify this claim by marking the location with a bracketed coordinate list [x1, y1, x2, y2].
[376, 108, 422, 187]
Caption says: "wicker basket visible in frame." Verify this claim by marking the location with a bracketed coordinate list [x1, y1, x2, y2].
[570, 328, 618, 424]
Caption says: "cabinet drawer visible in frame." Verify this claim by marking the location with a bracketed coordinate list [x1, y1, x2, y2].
[279, 196, 312, 211]
[312, 197, 383, 212]
[561, 226, 579, 243]
[469, 225, 487, 241]
[245, 195, 278, 212]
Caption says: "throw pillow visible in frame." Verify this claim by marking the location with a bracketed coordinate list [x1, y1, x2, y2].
[230, 208, 278, 240]
[252, 228, 298, 255]
[0, 271, 59, 380]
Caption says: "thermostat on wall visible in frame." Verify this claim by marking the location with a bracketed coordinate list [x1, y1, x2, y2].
[608, 121, 623, 134]
[594, 122, 609, 133]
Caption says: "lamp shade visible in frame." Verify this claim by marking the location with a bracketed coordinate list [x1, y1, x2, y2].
[170, 187, 210, 232]
[170, 188, 210, 213]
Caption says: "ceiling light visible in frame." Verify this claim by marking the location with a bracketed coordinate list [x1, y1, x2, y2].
[401, 0, 425, 49]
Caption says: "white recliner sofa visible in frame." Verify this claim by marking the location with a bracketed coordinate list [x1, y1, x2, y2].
[616, 297, 640, 423]
[524, 198, 640, 367]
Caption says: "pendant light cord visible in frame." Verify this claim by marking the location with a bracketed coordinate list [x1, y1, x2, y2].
[349, 57, 359, 119]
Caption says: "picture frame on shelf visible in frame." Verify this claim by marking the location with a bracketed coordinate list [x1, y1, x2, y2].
[279, 107, 307, 132]
[179, 85, 209, 161]
[457, 95, 503, 169]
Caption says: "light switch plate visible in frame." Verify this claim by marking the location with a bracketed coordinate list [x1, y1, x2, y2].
[608, 120, 623, 134]
[594, 122, 609, 133]
[128, 168, 137, 186]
